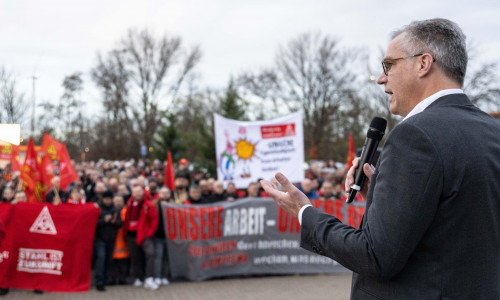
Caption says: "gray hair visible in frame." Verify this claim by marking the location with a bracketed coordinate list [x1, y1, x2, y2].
[391, 18, 467, 86]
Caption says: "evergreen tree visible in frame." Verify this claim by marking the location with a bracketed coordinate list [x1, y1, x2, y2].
[219, 79, 247, 120]
[154, 113, 186, 162]
[188, 115, 217, 177]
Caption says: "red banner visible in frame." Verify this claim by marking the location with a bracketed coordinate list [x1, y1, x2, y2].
[0, 202, 99, 292]
[260, 123, 296, 139]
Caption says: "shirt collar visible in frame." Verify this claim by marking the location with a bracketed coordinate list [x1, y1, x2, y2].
[402, 89, 464, 122]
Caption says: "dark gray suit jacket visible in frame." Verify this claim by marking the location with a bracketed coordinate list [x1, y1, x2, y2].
[301, 94, 500, 299]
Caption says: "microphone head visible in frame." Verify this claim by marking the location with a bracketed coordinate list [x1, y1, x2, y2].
[370, 117, 387, 132]
[367, 117, 387, 140]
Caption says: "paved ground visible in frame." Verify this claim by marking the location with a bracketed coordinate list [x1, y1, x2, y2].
[2, 273, 352, 300]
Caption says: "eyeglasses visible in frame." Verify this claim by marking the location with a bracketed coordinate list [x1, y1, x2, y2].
[381, 53, 423, 76]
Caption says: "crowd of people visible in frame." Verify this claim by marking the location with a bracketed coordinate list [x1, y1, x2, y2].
[0, 157, 351, 293]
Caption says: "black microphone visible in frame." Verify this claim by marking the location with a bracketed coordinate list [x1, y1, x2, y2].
[346, 117, 387, 203]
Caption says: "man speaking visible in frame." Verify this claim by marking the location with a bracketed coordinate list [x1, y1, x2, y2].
[261, 19, 500, 299]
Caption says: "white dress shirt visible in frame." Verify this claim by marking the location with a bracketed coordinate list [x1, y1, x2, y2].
[298, 88, 464, 225]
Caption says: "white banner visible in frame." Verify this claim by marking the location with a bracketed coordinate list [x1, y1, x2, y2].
[214, 112, 304, 188]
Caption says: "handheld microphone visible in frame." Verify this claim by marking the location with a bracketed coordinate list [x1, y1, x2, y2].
[346, 117, 387, 203]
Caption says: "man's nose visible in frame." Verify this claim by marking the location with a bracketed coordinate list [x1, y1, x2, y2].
[377, 71, 387, 85]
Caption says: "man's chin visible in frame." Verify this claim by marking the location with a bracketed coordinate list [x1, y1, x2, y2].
[388, 104, 397, 115]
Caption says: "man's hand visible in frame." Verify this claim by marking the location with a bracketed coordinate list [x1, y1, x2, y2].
[344, 157, 376, 200]
[260, 172, 312, 219]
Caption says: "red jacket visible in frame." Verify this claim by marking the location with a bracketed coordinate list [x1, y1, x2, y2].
[123, 197, 159, 245]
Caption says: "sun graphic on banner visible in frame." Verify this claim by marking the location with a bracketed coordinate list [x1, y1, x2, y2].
[235, 138, 257, 161]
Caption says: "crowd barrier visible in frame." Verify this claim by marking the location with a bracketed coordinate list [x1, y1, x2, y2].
[163, 197, 364, 281]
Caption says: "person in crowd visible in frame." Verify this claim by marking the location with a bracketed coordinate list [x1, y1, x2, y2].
[173, 177, 188, 204]
[298, 178, 319, 199]
[206, 178, 215, 194]
[1, 187, 14, 202]
[185, 185, 209, 205]
[108, 178, 119, 194]
[110, 195, 129, 285]
[246, 182, 259, 198]
[333, 183, 346, 200]
[208, 181, 226, 203]
[147, 177, 159, 200]
[118, 173, 129, 186]
[117, 183, 130, 200]
[45, 176, 69, 204]
[152, 188, 171, 286]
[156, 173, 165, 187]
[123, 186, 159, 290]
[158, 186, 173, 202]
[136, 176, 147, 190]
[94, 191, 122, 291]
[89, 181, 107, 203]
[176, 158, 190, 179]
[318, 181, 335, 200]
[311, 178, 322, 193]
[67, 186, 85, 204]
[84, 170, 100, 201]
[225, 182, 239, 202]
[198, 179, 211, 198]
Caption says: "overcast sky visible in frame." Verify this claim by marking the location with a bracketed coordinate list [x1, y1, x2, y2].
[1, 0, 499, 124]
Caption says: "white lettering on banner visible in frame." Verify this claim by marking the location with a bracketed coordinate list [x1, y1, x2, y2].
[17, 248, 64, 275]
[257, 239, 299, 250]
[237, 241, 256, 250]
[290, 255, 309, 263]
[223, 207, 266, 237]
[254, 254, 337, 265]
[253, 255, 289, 264]
[267, 139, 294, 148]
[0, 251, 9, 263]
[29, 206, 57, 235]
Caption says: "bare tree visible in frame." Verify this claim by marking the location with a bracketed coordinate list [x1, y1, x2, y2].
[462, 42, 500, 111]
[124, 29, 201, 154]
[238, 32, 367, 159]
[91, 50, 136, 159]
[463, 65, 500, 112]
[0, 67, 29, 126]
[90, 29, 201, 158]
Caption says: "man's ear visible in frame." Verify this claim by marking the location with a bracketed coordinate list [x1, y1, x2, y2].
[417, 53, 434, 78]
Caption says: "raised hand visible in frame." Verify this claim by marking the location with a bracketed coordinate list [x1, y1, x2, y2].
[260, 172, 312, 219]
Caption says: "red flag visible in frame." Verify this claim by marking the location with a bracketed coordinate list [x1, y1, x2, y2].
[20, 139, 39, 191]
[40, 154, 55, 189]
[20, 138, 47, 203]
[164, 151, 175, 191]
[308, 139, 319, 159]
[346, 134, 355, 171]
[59, 144, 78, 191]
[41, 133, 63, 161]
